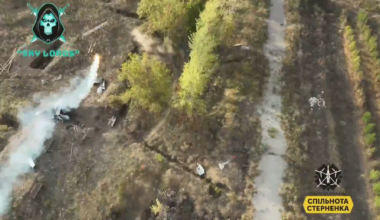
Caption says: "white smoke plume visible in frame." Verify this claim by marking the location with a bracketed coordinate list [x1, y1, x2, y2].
[0, 54, 100, 216]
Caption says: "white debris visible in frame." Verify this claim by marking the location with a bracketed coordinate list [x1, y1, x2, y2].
[241, 46, 250, 50]
[309, 97, 326, 110]
[54, 74, 62, 81]
[309, 97, 319, 108]
[27, 158, 35, 169]
[196, 163, 205, 176]
[97, 80, 106, 95]
[41, 79, 47, 85]
[108, 116, 117, 127]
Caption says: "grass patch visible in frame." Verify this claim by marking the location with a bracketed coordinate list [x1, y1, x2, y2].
[371, 170, 380, 181]
[268, 127, 277, 138]
[155, 153, 166, 163]
[341, 14, 365, 107]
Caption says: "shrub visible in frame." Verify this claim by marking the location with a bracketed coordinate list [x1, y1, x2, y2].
[137, 0, 203, 41]
[364, 28, 372, 42]
[365, 133, 376, 146]
[365, 123, 376, 134]
[370, 170, 380, 181]
[268, 127, 277, 138]
[357, 9, 369, 28]
[155, 153, 166, 162]
[363, 111, 372, 123]
[107, 95, 124, 109]
[368, 36, 378, 53]
[151, 199, 166, 215]
[374, 182, 380, 195]
[366, 147, 377, 158]
[118, 53, 172, 113]
[375, 196, 380, 208]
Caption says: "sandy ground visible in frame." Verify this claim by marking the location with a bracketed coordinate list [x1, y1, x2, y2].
[252, 0, 287, 219]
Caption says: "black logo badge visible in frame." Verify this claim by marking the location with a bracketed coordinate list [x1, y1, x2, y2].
[315, 163, 342, 191]
[32, 3, 65, 44]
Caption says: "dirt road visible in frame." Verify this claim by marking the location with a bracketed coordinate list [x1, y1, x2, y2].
[252, 0, 287, 219]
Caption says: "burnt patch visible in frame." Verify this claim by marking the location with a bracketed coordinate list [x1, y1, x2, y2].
[0, 113, 19, 129]
[105, 6, 139, 19]
[29, 41, 63, 69]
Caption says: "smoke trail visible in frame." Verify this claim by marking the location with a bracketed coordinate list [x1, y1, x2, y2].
[0, 54, 100, 216]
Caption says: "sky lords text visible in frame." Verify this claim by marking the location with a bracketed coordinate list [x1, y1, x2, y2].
[17, 49, 80, 58]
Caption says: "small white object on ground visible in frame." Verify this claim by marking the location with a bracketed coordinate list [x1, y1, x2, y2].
[218, 156, 236, 170]
[196, 163, 205, 176]
[97, 80, 106, 95]
[108, 116, 117, 127]
[309, 97, 319, 108]
[309, 97, 326, 110]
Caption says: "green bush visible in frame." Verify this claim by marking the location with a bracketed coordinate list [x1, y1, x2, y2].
[365, 133, 376, 146]
[375, 196, 380, 208]
[371, 170, 380, 181]
[366, 147, 377, 158]
[364, 28, 372, 42]
[357, 9, 369, 28]
[137, 0, 203, 41]
[374, 182, 380, 195]
[118, 53, 172, 113]
[363, 111, 372, 123]
[365, 123, 376, 134]
[368, 36, 378, 53]
[155, 153, 166, 162]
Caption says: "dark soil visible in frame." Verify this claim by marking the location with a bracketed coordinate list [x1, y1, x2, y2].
[294, 0, 372, 219]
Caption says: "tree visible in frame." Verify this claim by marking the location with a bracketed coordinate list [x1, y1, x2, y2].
[118, 53, 172, 112]
[137, 0, 204, 41]
[175, 0, 237, 115]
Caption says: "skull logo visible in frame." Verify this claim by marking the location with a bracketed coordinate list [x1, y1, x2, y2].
[40, 13, 57, 35]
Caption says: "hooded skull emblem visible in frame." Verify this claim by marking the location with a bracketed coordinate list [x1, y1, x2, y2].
[30, 3, 67, 44]
[40, 13, 57, 35]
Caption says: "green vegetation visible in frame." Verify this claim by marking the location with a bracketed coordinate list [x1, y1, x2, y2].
[137, 0, 204, 41]
[374, 182, 380, 195]
[175, 0, 238, 115]
[151, 199, 167, 216]
[268, 127, 277, 138]
[376, 196, 380, 208]
[357, 9, 380, 114]
[362, 111, 377, 150]
[371, 170, 380, 181]
[111, 53, 172, 113]
[363, 111, 372, 124]
[155, 153, 166, 163]
[365, 123, 376, 134]
[342, 15, 365, 107]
